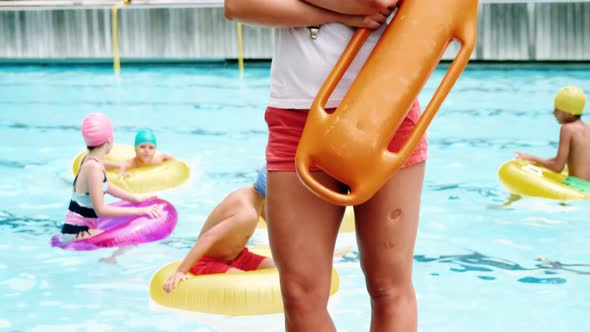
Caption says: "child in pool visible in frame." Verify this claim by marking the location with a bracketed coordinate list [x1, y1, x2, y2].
[162, 166, 275, 294]
[63, 113, 162, 240]
[516, 86, 590, 192]
[106, 129, 175, 177]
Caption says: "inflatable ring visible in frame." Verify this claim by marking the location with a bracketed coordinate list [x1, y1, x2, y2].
[51, 198, 178, 250]
[256, 206, 355, 233]
[498, 159, 590, 201]
[149, 246, 340, 316]
[72, 145, 190, 194]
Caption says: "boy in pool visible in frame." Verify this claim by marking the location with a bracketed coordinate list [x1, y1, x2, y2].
[106, 129, 175, 177]
[515, 86, 590, 192]
[162, 166, 275, 294]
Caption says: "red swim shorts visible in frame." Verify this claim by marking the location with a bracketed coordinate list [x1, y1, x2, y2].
[189, 247, 268, 275]
[265, 101, 428, 171]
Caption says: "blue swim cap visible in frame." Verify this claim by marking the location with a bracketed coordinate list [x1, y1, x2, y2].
[254, 165, 267, 198]
[135, 129, 157, 148]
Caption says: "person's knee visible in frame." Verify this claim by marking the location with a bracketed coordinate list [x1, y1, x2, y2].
[366, 278, 415, 306]
[280, 275, 331, 311]
[364, 260, 414, 306]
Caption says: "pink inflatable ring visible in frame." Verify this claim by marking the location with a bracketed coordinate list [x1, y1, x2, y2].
[51, 198, 177, 251]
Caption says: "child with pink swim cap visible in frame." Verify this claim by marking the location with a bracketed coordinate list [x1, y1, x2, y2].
[62, 113, 162, 241]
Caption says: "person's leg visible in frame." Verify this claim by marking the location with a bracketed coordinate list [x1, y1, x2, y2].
[63, 215, 104, 241]
[267, 171, 344, 332]
[74, 228, 103, 240]
[99, 246, 134, 264]
[501, 194, 522, 207]
[257, 257, 275, 269]
[355, 162, 425, 332]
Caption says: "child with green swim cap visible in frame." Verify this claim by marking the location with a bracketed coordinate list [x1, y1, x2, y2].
[112, 129, 175, 177]
[515, 86, 590, 192]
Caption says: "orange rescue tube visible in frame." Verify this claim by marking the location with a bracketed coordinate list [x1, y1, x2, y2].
[296, 0, 479, 205]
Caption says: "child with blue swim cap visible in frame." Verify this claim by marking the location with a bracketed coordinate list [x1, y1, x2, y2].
[162, 165, 274, 294]
[516, 86, 590, 192]
[114, 129, 175, 177]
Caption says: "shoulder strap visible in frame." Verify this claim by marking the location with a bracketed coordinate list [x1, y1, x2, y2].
[73, 157, 106, 190]
[72, 156, 88, 188]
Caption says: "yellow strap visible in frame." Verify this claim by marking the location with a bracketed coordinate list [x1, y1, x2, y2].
[112, 0, 131, 76]
[236, 22, 244, 77]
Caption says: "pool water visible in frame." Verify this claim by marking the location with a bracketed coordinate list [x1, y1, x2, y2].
[0, 63, 588, 332]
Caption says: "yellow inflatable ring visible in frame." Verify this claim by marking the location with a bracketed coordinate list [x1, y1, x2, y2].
[149, 246, 340, 316]
[257, 206, 356, 233]
[498, 159, 589, 201]
[72, 145, 190, 194]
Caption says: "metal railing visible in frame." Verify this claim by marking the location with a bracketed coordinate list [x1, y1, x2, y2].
[1, 1, 589, 61]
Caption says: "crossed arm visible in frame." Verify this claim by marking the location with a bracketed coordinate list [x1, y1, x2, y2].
[224, 0, 398, 29]
[303, 0, 397, 14]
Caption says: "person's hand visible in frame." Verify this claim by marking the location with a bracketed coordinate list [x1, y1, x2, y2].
[163, 271, 189, 294]
[118, 165, 128, 178]
[140, 204, 162, 218]
[342, 7, 393, 30]
[514, 152, 534, 162]
[369, 0, 400, 10]
[347, 7, 393, 30]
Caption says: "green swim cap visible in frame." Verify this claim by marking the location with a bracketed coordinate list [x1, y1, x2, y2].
[135, 129, 157, 148]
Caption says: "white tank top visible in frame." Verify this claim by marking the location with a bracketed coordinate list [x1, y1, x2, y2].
[268, 23, 387, 109]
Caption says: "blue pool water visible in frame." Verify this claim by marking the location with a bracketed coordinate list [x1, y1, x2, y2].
[0, 64, 589, 332]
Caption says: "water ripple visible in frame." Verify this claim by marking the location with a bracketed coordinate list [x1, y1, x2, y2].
[427, 183, 503, 200]
[338, 250, 590, 284]
[0, 160, 48, 169]
[0, 122, 266, 138]
[429, 137, 556, 150]
[0, 210, 61, 236]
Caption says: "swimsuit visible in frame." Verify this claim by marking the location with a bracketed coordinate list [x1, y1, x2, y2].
[562, 176, 590, 193]
[62, 157, 108, 236]
[189, 248, 267, 275]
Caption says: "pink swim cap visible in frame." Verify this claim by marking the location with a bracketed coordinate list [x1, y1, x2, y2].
[81, 113, 113, 147]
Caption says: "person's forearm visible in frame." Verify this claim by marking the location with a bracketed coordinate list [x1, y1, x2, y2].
[224, 0, 345, 27]
[95, 205, 142, 218]
[103, 160, 121, 170]
[176, 234, 215, 273]
[536, 157, 564, 173]
[302, 0, 382, 15]
[107, 183, 135, 202]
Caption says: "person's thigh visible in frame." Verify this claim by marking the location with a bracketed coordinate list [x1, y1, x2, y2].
[355, 162, 425, 288]
[267, 171, 345, 299]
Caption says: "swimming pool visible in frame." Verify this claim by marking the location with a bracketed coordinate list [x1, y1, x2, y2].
[0, 63, 588, 332]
